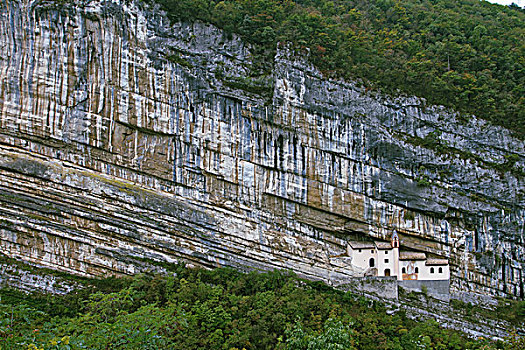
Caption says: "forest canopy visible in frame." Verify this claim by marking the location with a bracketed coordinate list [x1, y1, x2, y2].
[154, 0, 525, 136]
[1, 267, 524, 349]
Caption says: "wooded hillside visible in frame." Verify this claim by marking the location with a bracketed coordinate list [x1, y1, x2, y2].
[1, 267, 524, 349]
[155, 0, 525, 135]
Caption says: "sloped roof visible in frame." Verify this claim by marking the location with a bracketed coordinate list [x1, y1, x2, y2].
[348, 241, 375, 249]
[399, 251, 426, 260]
[392, 230, 399, 239]
[374, 241, 393, 250]
[426, 258, 448, 266]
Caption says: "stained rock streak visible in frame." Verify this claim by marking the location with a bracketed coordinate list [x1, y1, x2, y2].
[0, 0, 523, 298]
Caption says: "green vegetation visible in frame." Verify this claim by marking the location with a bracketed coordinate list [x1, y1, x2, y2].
[1, 266, 524, 349]
[393, 130, 525, 177]
[166, 53, 193, 68]
[450, 298, 525, 328]
[153, 0, 524, 136]
[222, 76, 273, 95]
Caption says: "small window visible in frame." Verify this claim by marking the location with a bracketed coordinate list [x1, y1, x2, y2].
[369, 258, 375, 268]
[415, 267, 419, 273]
[385, 251, 388, 255]
[402, 267, 406, 274]
[430, 267, 435, 274]
[371, 250, 374, 254]
[385, 259, 389, 263]
[358, 249, 362, 253]
[439, 267, 443, 273]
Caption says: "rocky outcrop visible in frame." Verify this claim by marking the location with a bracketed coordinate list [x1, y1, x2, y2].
[0, 262, 80, 294]
[0, 0, 523, 298]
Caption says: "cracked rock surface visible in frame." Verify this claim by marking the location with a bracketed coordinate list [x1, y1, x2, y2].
[0, 0, 523, 299]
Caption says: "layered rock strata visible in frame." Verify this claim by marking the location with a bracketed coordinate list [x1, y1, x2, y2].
[0, 262, 80, 294]
[0, 0, 524, 298]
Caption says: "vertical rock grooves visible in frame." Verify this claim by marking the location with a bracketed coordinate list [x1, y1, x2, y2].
[0, 0, 523, 298]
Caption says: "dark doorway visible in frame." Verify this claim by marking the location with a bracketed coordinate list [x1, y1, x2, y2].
[369, 258, 375, 268]
[384, 269, 391, 276]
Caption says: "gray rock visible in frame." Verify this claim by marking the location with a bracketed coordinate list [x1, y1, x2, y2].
[0, 0, 523, 305]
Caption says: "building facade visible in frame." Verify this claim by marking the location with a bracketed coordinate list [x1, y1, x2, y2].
[347, 231, 450, 282]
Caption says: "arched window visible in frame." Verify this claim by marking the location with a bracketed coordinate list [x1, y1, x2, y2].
[430, 267, 435, 274]
[415, 267, 419, 273]
[439, 267, 443, 273]
[402, 267, 406, 274]
[369, 258, 375, 268]
[384, 269, 391, 276]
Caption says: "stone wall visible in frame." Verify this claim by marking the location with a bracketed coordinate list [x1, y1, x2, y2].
[339, 276, 399, 300]
[0, 0, 523, 298]
[399, 280, 451, 302]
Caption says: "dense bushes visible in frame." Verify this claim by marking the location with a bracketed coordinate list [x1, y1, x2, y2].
[0, 266, 523, 349]
[153, 0, 524, 136]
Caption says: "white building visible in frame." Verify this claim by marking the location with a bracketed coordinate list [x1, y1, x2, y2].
[347, 231, 449, 282]
[346, 241, 377, 273]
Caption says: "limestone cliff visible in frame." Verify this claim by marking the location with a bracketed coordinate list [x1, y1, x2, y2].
[0, 0, 523, 298]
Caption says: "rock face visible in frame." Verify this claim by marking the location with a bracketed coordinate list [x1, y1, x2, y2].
[0, 263, 80, 294]
[0, 0, 523, 298]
